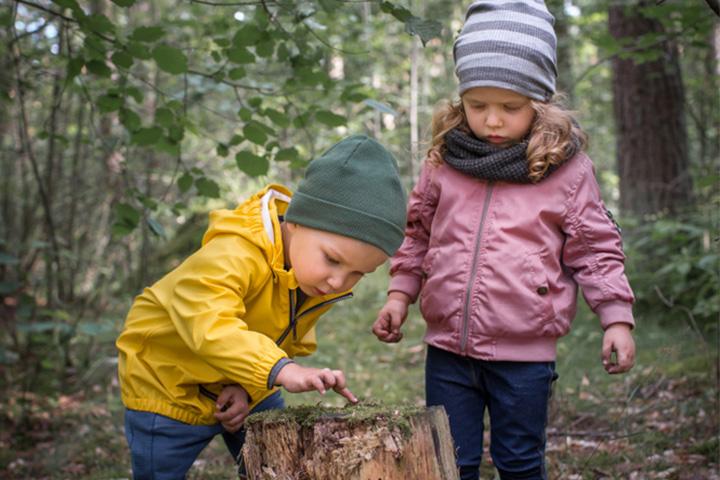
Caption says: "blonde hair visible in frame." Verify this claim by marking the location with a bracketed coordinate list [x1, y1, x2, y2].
[428, 95, 587, 183]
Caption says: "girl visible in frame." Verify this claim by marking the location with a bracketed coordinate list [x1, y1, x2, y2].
[373, 2, 635, 479]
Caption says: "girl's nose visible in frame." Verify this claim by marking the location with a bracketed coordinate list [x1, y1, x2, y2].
[486, 109, 502, 127]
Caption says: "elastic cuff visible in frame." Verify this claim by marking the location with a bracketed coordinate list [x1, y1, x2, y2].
[267, 358, 295, 389]
[596, 300, 635, 330]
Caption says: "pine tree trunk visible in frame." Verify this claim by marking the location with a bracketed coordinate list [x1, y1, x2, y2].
[609, 1, 693, 217]
[241, 404, 458, 480]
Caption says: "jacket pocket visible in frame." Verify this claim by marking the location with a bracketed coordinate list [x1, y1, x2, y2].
[520, 249, 560, 336]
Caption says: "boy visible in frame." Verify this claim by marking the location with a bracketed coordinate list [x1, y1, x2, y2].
[116, 134, 407, 479]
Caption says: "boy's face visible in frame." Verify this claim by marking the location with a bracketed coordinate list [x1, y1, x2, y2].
[283, 223, 388, 297]
[462, 86, 536, 148]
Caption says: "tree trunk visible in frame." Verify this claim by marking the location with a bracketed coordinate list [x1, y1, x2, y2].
[609, 2, 693, 217]
[242, 404, 458, 480]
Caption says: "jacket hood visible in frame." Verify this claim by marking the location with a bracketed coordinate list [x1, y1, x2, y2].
[202, 184, 292, 275]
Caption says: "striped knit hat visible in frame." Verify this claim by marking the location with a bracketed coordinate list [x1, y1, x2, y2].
[453, 0, 557, 101]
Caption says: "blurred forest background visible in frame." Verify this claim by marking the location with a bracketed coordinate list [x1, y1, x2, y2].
[0, 0, 718, 478]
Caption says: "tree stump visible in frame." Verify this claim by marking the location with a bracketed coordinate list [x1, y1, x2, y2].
[241, 403, 458, 480]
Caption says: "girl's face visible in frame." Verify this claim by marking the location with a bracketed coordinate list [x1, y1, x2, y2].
[283, 223, 388, 297]
[462, 86, 536, 148]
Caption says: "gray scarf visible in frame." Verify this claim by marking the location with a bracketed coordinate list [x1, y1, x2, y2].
[443, 128, 576, 183]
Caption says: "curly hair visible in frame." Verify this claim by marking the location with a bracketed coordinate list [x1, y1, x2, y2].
[427, 95, 587, 183]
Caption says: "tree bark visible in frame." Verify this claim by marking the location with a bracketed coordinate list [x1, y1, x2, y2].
[609, 2, 693, 217]
[242, 404, 458, 480]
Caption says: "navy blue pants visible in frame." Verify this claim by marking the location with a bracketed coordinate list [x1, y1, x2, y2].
[124, 391, 284, 480]
[425, 345, 556, 480]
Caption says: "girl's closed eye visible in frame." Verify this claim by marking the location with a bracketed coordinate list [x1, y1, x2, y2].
[504, 104, 524, 112]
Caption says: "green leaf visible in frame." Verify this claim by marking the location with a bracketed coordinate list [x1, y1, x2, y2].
[380, 1, 412, 22]
[236, 151, 269, 177]
[126, 41, 152, 60]
[131, 26, 166, 43]
[243, 122, 268, 145]
[404, 17, 442, 47]
[264, 108, 290, 128]
[216, 143, 230, 157]
[66, 57, 84, 83]
[154, 137, 181, 156]
[255, 38, 274, 58]
[315, 110, 346, 127]
[112, 0, 136, 6]
[154, 107, 175, 127]
[111, 50, 134, 69]
[275, 147, 297, 162]
[167, 125, 185, 143]
[0, 253, 19, 265]
[132, 127, 163, 146]
[228, 67, 246, 80]
[226, 46, 255, 64]
[113, 202, 140, 235]
[52, 0, 81, 12]
[84, 14, 116, 35]
[97, 93, 123, 113]
[146, 217, 166, 238]
[232, 24, 262, 47]
[237, 108, 253, 122]
[153, 45, 188, 74]
[120, 108, 142, 131]
[125, 86, 144, 103]
[177, 172, 193, 193]
[229, 134, 244, 146]
[86, 60, 112, 78]
[195, 177, 220, 198]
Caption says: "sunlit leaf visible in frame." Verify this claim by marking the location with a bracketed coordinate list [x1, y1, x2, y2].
[236, 151, 269, 177]
[243, 122, 268, 145]
[315, 110, 346, 127]
[153, 45, 188, 74]
[275, 147, 297, 162]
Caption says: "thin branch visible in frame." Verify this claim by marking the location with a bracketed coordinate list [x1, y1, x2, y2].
[303, 24, 369, 55]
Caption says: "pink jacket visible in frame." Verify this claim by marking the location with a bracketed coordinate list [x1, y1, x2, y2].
[389, 152, 634, 362]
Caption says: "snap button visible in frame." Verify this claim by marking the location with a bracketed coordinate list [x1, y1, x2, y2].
[536, 286, 549, 295]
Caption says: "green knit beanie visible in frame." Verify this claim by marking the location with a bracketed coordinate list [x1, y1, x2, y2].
[285, 135, 407, 256]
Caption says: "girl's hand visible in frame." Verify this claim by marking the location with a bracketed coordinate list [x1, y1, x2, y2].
[601, 323, 635, 374]
[214, 384, 250, 433]
[372, 292, 411, 343]
[275, 363, 358, 404]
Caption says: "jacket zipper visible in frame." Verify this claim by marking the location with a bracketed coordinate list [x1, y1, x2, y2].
[460, 183, 494, 354]
[275, 291, 353, 346]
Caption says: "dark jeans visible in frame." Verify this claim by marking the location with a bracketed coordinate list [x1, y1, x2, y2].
[124, 391, 284, 480]
[425, 345, 556, 480]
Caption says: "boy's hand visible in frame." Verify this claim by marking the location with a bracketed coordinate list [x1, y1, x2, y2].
[214, 384, 250, 433]
[601, 323, 635, 374]
[372, 292, 410, 343]
[275, 363, 358, 404]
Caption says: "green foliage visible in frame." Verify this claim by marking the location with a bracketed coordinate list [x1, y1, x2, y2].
[623, 207, 719, 332]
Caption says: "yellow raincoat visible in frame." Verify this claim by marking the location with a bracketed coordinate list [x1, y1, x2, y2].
[116, 185, 351, 425]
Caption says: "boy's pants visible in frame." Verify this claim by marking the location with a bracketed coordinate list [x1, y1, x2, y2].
[124, 391, 284, 480]
[425, 345, 556, 480]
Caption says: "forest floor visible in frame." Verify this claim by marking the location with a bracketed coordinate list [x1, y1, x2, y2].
[1, 273, 718, 479]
